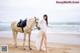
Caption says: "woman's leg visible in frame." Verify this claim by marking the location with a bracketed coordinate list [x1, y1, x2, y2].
[44, 33, 47, 51]
[40, 32, 47, 51]
[41, 33, 47, 50]
[39, 31, 47, 51]
[39, 32, 44, 50]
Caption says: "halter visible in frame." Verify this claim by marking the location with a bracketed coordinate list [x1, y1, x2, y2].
[26, 17, 38, 32]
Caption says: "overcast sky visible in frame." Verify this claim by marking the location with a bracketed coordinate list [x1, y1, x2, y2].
[0, 0, 80, 22]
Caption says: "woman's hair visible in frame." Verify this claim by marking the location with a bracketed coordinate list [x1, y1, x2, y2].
[43, 14, 48, 26]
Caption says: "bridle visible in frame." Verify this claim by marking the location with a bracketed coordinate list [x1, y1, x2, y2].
[34, 17, 40, 30]
[26, 17, 39, 31]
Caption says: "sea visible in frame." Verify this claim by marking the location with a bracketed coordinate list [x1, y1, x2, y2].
[0, 22, 80, 32]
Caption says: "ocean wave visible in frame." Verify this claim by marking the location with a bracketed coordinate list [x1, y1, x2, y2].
[0, 22, 80, 32]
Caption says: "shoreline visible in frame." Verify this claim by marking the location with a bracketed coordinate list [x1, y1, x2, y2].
[0, 37, 80, 46]
[0, 31, 80, 45]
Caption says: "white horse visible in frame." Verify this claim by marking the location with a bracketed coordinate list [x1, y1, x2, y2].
[11, 17, 38, 50]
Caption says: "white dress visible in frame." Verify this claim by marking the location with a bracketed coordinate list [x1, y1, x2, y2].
[35, 19, 48, 50]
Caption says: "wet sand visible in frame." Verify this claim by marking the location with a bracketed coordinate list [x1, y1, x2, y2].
[0, 37, 80, 53]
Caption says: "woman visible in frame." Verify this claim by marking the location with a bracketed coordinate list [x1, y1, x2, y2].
[36, 14, 48, 51]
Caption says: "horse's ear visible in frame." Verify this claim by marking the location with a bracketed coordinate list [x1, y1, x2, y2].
[34, 17, 36, 19]
[34, 17, 36, 21]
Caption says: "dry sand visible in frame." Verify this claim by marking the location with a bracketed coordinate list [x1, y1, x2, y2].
[0, 37, 80, 53]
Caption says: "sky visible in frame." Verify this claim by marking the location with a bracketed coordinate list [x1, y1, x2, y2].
[0, 0, 80, 22]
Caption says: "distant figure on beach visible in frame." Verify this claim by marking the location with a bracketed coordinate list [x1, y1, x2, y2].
[36, 14, 48, 51]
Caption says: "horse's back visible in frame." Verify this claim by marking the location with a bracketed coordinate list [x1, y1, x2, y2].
[11, 21, 26, 32]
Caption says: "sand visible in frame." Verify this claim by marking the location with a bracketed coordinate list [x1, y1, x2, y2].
[0, 37, 80, 53]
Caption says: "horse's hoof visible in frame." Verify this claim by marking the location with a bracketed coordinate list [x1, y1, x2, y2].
[29, 48, 32, 50]
[39, 49, 42, 51]
[23, 48, 26, 50]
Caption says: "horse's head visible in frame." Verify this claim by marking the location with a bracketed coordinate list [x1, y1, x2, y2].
[33, 17, 39, 28]
[27, 17, 39, 29]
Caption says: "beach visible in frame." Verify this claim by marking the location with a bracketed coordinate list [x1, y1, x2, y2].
[0, 37, 80, 53]
[0, 31, 80, 53]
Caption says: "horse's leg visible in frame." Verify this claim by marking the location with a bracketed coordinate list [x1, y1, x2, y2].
[28, 32, 32, 50]
[13, 31, 18, 48]
[23, 32, 26, 50]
